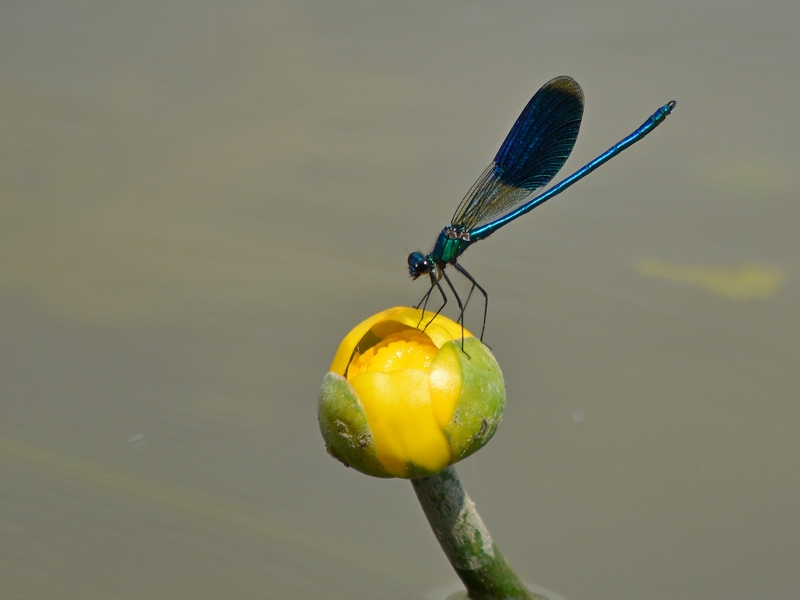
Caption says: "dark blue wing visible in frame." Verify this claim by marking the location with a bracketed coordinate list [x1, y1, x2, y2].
[451, 76, 584, 231]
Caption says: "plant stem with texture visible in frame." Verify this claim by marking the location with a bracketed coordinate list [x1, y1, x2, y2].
[412, 466, 545, 600]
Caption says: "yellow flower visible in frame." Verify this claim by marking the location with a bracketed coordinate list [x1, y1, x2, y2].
[318, 307, 505, 478]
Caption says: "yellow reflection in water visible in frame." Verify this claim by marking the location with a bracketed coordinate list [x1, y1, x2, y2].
[635, 259, 786, 300]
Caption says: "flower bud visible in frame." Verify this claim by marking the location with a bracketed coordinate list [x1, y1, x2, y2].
[318, 307, 505, 478]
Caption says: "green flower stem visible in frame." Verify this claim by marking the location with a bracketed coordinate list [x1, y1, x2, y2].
[411, 466, 544, 600]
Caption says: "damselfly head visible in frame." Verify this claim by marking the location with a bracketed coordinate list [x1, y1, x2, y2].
[408, 252, 433, 279]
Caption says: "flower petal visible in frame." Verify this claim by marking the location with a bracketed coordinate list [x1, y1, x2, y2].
[351, 369, 451, 477]
[428, 342, 463, 428]
[329, 307, 473, 376]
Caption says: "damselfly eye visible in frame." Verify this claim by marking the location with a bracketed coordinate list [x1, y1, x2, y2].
[408, 252, 432, 279]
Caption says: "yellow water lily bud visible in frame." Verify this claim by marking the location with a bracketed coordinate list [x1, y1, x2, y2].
[318, 307, 505, 479]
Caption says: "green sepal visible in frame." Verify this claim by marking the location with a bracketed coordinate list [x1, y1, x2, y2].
[317, 372, 393, 478]
[441, 337, 505, 462]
